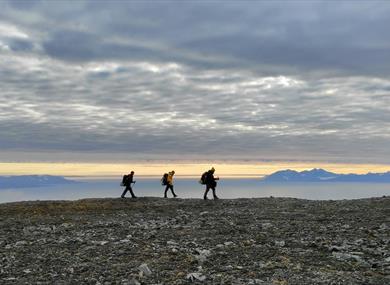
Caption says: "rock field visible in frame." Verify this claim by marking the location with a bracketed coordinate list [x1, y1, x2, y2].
[0, 197, 389, 284]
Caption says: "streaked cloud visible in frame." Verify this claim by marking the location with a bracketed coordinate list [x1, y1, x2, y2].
[0, 1, 390, 164]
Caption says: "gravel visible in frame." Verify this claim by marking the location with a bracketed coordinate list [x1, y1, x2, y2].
[0, 196, 389, 284]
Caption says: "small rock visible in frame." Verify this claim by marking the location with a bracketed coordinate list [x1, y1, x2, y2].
[138, 263, 152, 277]
[186, 272, 206, 282]
[195, 249, 211, 263]
[92, 241, 109, 246]
[261, 223, 273, 229]
[332, 252, 364, 263]
[128, 278, 141, 285]
[15, 241, 28, 247]
[379, 223, 388, 230]
[329, 245, 346, 252]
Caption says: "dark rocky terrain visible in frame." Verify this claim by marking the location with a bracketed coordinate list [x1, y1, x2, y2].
[0, 197, 389, 284]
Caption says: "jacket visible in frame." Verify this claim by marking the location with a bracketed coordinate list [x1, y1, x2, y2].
[167, 172, 174, 186]
[205, 171, 217, 187]
[125, 174, 134, 186]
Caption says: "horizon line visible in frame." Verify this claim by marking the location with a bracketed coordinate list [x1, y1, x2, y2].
[1, 161, 390, 177]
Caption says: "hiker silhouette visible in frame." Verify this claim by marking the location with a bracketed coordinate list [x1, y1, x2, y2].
[121, 171, 137, 198]
[163, 170, 177, 198]
[203, 167, 219, 200]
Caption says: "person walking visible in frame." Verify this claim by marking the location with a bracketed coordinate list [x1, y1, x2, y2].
[203, 167, 219, 200]
[121, 171, 137, 198]
[164, 170, 177, 198]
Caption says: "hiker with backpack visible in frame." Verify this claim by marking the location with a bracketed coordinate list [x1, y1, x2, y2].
[200, 167, 220, 200]
[161, 170, 177, 198]
[121, 171, 137, 198]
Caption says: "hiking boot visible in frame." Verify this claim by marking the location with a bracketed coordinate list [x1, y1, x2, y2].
[213, 196, 219, 200]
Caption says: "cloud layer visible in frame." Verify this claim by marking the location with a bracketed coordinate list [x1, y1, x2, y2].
[1, 1, 390, 163]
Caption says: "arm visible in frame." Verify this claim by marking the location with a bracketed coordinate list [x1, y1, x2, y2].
[129, 175, 135, 184]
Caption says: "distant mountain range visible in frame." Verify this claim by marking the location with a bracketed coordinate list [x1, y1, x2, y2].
[262, 168, 390, 182]
[0, 175, 79, 189]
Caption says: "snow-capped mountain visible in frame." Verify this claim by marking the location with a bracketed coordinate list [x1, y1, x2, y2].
[0, 175, 79, 189]
[262, 168, 390, 182]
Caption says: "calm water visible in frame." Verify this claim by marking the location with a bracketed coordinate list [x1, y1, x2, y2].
[1, 178, 390, 203]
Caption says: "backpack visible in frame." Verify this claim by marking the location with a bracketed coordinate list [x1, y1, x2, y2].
[199, 172, 208, 185]
[120, 175, 128, 186]
[161, 173, 168, 186]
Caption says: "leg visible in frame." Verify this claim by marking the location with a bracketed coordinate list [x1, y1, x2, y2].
[164, 185, 169, 198]
[128, 186, 136, 198]
[121, 187, 128, 198]
[212, 187, 219, 199]
[170, 185, 177, 197]
[203, 186, 210, 200]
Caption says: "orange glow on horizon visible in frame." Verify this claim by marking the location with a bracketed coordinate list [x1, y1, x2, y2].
[0, 161, 389, 178]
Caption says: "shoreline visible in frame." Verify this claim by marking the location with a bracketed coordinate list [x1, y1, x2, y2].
[1, 195, 389, 206]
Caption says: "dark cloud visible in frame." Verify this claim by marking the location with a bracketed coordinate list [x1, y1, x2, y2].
[43, 30, 100, 61]
[6, 0, 40, 10]
[5, 1, 388, 75]
[42, 29, 166, 62]
[7, 38, 34, 52]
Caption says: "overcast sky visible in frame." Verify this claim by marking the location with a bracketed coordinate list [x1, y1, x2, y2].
[1, 1, 390, 164]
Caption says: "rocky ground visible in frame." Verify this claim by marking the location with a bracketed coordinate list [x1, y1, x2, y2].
[0, 197, 389, 284]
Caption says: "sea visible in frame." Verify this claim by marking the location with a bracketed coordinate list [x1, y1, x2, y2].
[1, 177, 390, 204]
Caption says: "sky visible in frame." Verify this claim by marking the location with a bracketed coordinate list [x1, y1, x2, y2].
[1, 1, 390, 175]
